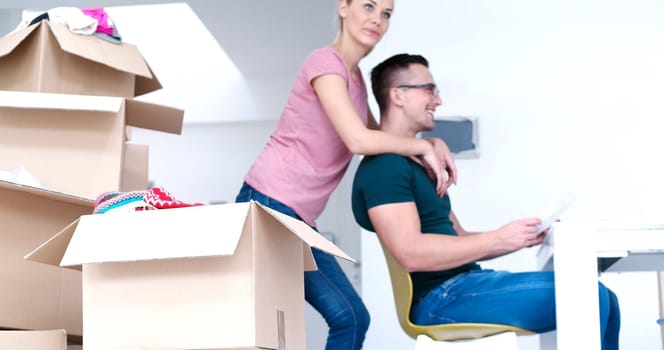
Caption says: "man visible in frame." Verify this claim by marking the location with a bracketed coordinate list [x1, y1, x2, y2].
[351, 53, 620, 349]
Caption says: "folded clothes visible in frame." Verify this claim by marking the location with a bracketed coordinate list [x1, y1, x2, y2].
[144, 186, 205, 210]
[93, 190, 152, 214]
[93, 186, 204, 214]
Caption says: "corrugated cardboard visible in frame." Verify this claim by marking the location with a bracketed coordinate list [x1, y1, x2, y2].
[121, 143, 149, 192]
[0, 21, 160, 98]
[0, 180, 93, 337]
[26, 201, 355, 350]
[0, 90, 182, 200]
[0, 329, 66, 350]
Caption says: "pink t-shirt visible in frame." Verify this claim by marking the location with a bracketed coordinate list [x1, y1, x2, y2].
[244, 46, 369, 226]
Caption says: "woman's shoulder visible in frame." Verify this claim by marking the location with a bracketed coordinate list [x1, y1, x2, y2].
[297, 46, 348, 81]
[303, 46, 344, 66]
[307, 45, 338, 58]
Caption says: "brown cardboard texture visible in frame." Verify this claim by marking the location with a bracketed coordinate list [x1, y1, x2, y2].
[0, 90, 183, 200]
[0, 21, 160, 98]
[0, 180, 93, 337]
[26, 201, 355, 350]
[0, 329, 66, 350]
[121, 143, 149, 192]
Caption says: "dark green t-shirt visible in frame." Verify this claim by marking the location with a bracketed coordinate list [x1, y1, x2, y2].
[352, 153, 480, 302]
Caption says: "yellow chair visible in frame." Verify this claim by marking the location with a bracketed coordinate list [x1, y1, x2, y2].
[380, 244, 534, 349]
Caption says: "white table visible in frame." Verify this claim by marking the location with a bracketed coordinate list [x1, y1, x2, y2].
[536, 221, 664, 349]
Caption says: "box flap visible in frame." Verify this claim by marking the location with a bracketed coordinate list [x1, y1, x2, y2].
[0, 90, 183, 134]
[125, 99, 183, 135]
[303, 245, 317, 271]
[48, 22, 153, 79]
[24, 219, 81, 271]
[58, 203, 251, 267]
[254, 203, 355, 263]
[0, 180, 94, 208]
[0, 329, 67, 350]
[135, 65, 163, 97]
[0, 23, 39, 59]
[0, 90, 122, 112]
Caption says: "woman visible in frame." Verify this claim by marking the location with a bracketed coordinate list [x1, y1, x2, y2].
[235, 1, 457, 348]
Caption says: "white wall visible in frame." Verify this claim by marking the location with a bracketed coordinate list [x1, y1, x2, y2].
[131, 121, 276, 205]
[360, 1, 664, 349]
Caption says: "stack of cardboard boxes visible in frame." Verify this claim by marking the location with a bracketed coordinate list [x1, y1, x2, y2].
[0, 20, 183, 348]
[1, 20, 355, 350]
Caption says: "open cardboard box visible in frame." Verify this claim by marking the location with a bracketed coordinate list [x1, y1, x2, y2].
[0, 180, 93, 339]
[27, 201, 355, 350]
[0, 329, 67, 350]
[0, 21, 160, 98]
[0, 90, 182, 200]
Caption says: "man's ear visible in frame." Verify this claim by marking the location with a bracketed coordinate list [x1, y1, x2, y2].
[390, 87, 405, 107]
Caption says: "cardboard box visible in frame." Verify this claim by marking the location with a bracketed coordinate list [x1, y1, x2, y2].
[121, 143, 149, 192]
[0, 329, 67, 350]
[0, 180, 93, 337]
[0, 21, 161, 98]
[26, 201, 355, 350]
[0, 90, 183, 200]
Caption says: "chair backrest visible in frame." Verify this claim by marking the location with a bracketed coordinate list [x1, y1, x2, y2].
[379, 243, 422, 339]
[379, 242, 533, 341]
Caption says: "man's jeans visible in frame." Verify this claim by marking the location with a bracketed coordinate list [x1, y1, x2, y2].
[236, 182, 370, 350]
[410, 269, 620, 350]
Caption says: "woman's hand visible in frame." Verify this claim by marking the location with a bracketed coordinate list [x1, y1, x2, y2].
[420, 138, 457, 196]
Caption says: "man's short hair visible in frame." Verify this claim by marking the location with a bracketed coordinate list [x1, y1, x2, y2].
[371, 53, 429, 115]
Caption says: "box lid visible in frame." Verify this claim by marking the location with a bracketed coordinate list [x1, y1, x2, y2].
[0, 329, 67, 350]
[0, 179, 93, 208]
[25, 201, 354, 268]
[0, 90, 183, 135]
[0, 22, 35, 57]
[0, 22, 161, 97]
[1, 180, 94, 273]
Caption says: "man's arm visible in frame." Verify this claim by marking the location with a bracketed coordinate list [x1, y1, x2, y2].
[449, 210, 547, 261]
[368, 202, 545, 272]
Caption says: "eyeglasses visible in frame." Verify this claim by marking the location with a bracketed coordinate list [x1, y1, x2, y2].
[396, 83, 439, 98]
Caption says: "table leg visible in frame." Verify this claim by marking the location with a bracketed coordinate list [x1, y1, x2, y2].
[552, 221, 601, 349]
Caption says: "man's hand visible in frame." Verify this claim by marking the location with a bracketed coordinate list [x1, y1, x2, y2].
[495, 218, 545, 252]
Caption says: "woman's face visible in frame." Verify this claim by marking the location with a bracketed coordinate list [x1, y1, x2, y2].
[339, 0, 394, 49]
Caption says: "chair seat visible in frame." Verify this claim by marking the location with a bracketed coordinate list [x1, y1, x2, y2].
[415, 332, 521, 350]
[412, 322, 532, 341]
[379, 242, 534, 348]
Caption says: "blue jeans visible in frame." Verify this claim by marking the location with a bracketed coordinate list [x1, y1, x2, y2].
[411, 269, 620, 350]
[236, 182, 370, 350]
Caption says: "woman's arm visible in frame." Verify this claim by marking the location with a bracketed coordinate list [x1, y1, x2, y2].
[313, 74, 453, 194]
[426, 137, 458, 186]
[369, 107, 457, 190]
[313, 74, 431, 155]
